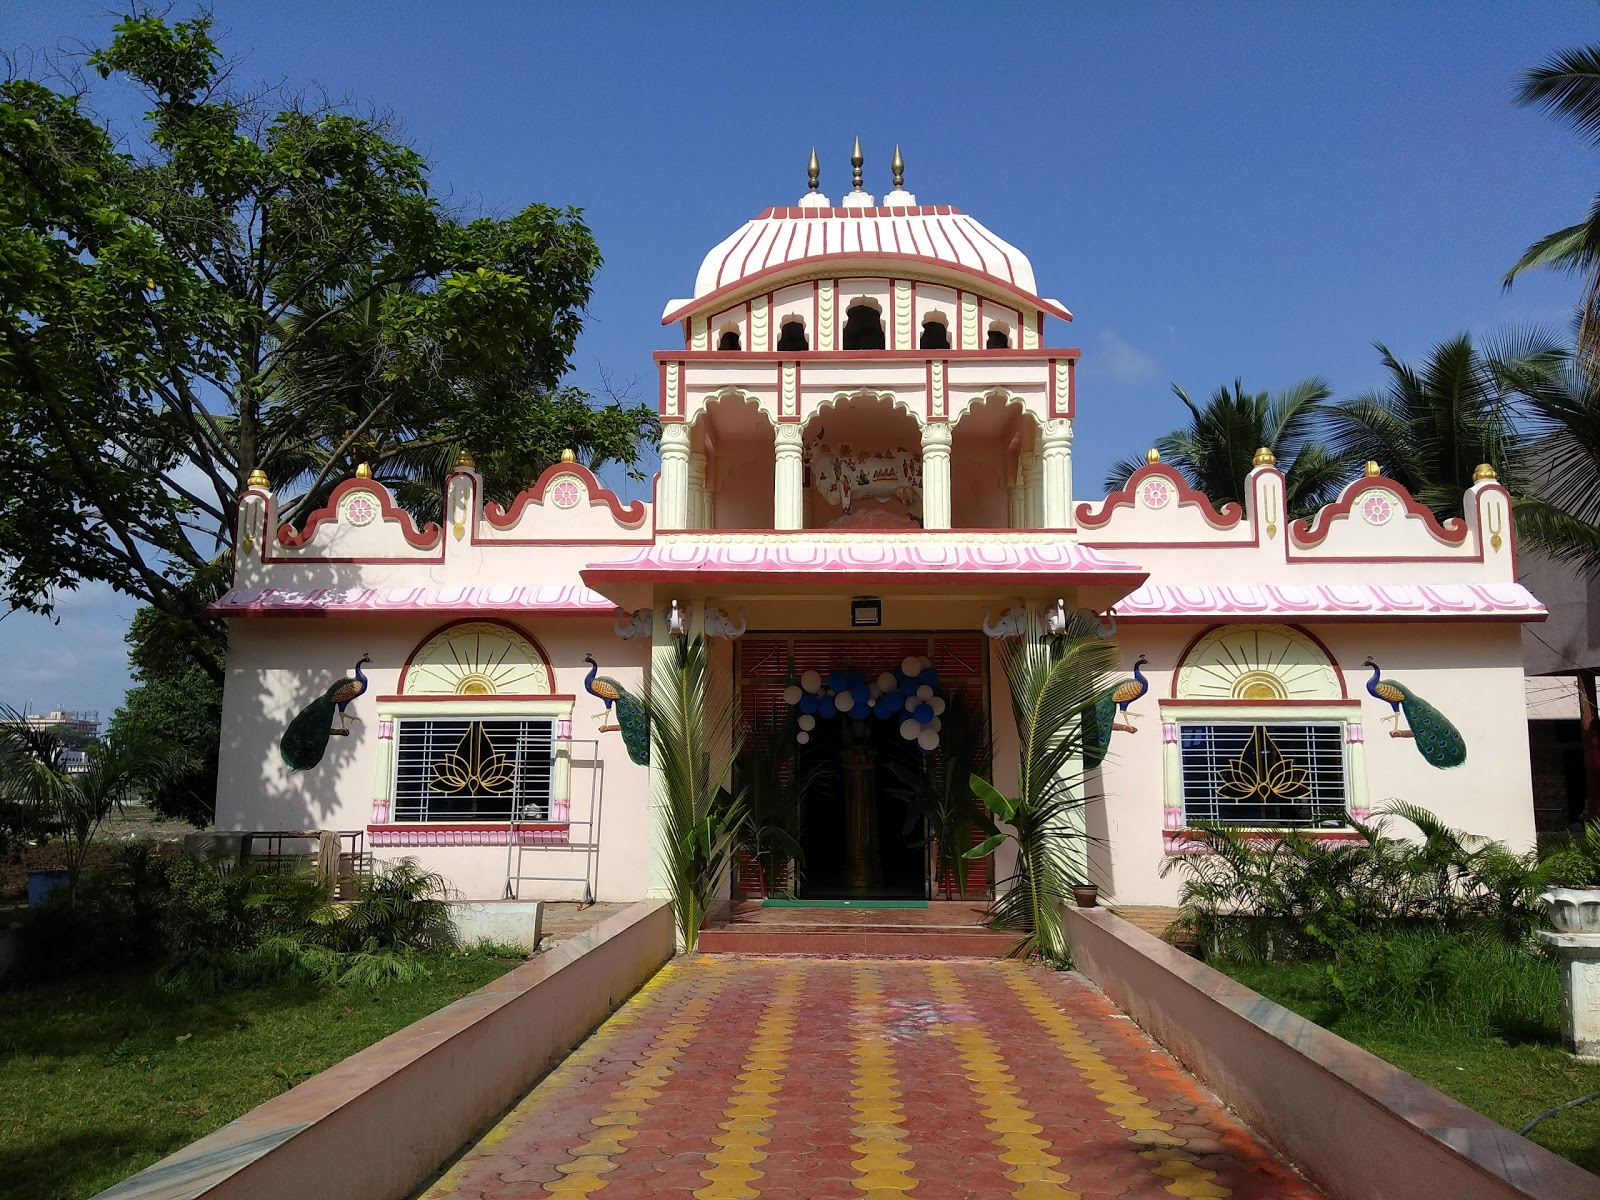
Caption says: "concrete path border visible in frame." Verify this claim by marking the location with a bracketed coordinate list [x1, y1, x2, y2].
[95, 899, 675, 1200]
[1066, 905, 1599, 1200]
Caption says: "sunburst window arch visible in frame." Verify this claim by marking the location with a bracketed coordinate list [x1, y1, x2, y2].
[399, 619, 556, 697]
[1172, 623, 1345, 702]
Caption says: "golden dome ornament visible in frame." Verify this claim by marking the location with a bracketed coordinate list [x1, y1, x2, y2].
[1472, 463, 1498, 482]
[560, 448, 577, 463]
[354, 462, 372, 480]
[454, 449, 477, 470]
[1145, 448, 1162, 464]
[1364, 461, 1381, 478]
[246, 468, 270, 489]
[1252, 447, 1277, 468]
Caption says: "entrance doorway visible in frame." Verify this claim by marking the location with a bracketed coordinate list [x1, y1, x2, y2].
[737, 634, 988, 901]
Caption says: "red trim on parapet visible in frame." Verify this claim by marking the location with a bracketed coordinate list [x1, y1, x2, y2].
[1074, 464, 1245, 532]
[1290, 476, 1470, 548]
[664, 255, 1071, 324]
[273, 477, 442, 553]
[484, 461, 648, 530]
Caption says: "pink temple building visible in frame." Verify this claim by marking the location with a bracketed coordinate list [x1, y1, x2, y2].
[214, 151, 1545, 907]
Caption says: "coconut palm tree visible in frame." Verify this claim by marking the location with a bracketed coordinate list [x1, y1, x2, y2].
[1325, 334, 1561, 520]
[648, 637, 749, 949]
[0, 708, 169, 895]
[1505, 45, 1600, 368]
[967, 611, 1119, 963]
[1104, 378, 1348, 519]
[1503, 349, 1600, 577]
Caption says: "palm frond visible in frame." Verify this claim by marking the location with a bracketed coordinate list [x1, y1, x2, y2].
[1516, 45, 1600, 150]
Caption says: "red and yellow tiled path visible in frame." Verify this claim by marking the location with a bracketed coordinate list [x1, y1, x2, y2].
[421, 957, 1320, 1200]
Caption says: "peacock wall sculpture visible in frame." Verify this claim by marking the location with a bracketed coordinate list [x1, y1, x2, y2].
[280, 653, 371, 772]
[583, 653, 649, 766]
[1085, 655, 1149, 770]
[1362, 656, 1467, 769]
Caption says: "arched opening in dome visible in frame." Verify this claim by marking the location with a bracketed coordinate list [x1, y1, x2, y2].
[919, 316, 951, 350]
[986, 322, 1011, 350]
[842, 301, 886, 351]
[777, 318, 809, 352]
[692, 393, 774, 529]
[717, 325, 742, 351]
[952, 393, 1039, 529]
[803, 393, 922, 529]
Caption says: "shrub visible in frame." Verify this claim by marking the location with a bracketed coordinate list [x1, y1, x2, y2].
[1541, 821, 1600, 888]
[1327, 928, 1560, 1039]
[13, 844, 174, 978]
[1163, 802, 1543, 961]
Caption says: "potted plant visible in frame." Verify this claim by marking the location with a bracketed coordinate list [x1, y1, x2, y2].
[1540, 821, 1600, 934]
[1072, 883, 1100, 908]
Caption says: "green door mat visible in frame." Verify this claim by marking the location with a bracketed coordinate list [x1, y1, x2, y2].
[761, 899, 929, 909]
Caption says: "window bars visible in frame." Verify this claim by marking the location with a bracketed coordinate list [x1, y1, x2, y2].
[1179, 723, 1347, 827]
[393, 718, 555, 822]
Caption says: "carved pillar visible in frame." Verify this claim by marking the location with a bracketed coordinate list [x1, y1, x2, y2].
[1007, 464, 1026, 530]
[1041, 418, 1074, 530]
[1022, 452, 1043, 529]
[774, 422, 805, 529]
[921, 421, 953, 530]
[658, 423, 690, 530]
[687, 451, 707, 528]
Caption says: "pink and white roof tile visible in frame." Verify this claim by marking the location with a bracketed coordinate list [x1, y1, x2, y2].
[1115, 583, 1543, 622]
[666, 205, 1070, 321]
[212, 584, 615, 617]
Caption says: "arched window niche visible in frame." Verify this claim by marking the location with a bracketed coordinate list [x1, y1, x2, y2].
[986, 321, 1011, 349]
[842, 300, 886, 350]
[373, 620, 573, 831]
[951, 392, 1036, 529]
[776, 317, 809, 352]
[717, 325, 742, 351]
[803, 392, 921, 529]
[1162, 623, 1367, 836]
[692, 391, 774, 529]
[920, 314, 951, 350]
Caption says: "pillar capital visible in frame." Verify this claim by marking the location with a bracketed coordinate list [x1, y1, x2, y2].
[921, 421, 953, 450]
[774, 421, 804, 449]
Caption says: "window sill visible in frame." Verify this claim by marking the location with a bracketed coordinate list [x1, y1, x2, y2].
[1163, 827, 1364, 854]
[367, 822, 570, 847]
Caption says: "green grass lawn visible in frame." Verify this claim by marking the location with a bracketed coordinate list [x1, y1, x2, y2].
[1219, 960, 1600, 1175]
[0, 951, 520, 1200]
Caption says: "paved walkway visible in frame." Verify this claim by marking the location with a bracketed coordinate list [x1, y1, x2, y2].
[422, 956, 1319, 1200]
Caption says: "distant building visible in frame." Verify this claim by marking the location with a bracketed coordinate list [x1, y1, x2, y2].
[14, 709, 101, 741]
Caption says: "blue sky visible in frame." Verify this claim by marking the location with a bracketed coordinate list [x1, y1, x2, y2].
[2, 1, 1596, 720]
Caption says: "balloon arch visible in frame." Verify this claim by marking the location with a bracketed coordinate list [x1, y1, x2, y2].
[782, 654, 947, 752]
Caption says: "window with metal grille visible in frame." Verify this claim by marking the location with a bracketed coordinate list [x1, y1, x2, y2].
[393, 718, 555, 822]
[1179, 723, 1347, 827]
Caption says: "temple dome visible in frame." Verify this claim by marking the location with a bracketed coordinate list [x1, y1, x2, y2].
[663, 204, 1069, 324]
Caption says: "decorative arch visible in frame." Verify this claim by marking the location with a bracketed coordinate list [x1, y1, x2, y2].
[399, 619, 556, 697]
[1173, 623, 1346, 701]
[695, 387, 776, 430]
[803, 389, 921, 433]
[949, 387, 1041, 431]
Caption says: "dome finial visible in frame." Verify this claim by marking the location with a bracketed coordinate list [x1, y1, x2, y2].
[807, 146, 820, 191]
[851, 136, 864, 190]
[891, 144, 904, 188]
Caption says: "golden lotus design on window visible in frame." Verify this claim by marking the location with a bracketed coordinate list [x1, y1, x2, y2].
[1216, 725, 1311, 805]
[431, 722, 515, 795]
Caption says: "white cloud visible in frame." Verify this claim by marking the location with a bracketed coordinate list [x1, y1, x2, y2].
[0, 582, 138, 722]
[1080, 330, 1162, 386]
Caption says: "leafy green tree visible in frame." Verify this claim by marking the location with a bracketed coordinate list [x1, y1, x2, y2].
[1105, 378, 1347, 519]
[1505, 45, 1600, 365]
[109, 606, 222, 826]
[0, 12, 654, 679]
[1325, 334, 1559, 520]
[1502, 350, 1600, 577]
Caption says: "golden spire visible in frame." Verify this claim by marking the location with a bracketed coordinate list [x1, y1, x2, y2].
[454, 449, 476, 470]
[1364, 460, 1381, 477]
[807, 146, 820, 191]
[1472, 462, 1498, 482]
[354, 462, 372, 479]
[246, 468, 269, 489]
[891, 144, 904, 188]
[560, 448, 577, 463]
[1145, 448, 1162, 464]
[851, 136, 864, 190]
[1252, 446, 1277, 467]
